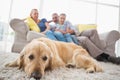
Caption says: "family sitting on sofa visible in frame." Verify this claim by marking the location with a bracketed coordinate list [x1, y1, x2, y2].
[25, 9, 78, 44]
[11, 9, 120, 65]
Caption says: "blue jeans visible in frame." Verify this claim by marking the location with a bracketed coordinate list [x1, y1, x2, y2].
[64, 33, 74, 42]
[54, 31, 66, 42]
[54, 31, 74, 42]
[71, 35, 79, 45]
[45, 30, 57, 40]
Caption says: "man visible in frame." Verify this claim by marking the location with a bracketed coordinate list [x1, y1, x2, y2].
[48, 13, 59, 31]
[49, 13, 120, 65]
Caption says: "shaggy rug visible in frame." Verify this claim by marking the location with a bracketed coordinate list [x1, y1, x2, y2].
[0, 53, 120, 80]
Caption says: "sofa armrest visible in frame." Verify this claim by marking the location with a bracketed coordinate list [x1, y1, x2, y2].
[10, 18, 29, 35]
[99, 30, 120, 57]
[99, 30, 120, 44]
[27, 31, 46, 42]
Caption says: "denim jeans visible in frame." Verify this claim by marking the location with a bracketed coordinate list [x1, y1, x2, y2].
[71, 35, 79, 45]
[54, 31, 74, 42]
[45, 30, 57, 40]
[64, 33, 74, 42]
[54, 31, 66, 42]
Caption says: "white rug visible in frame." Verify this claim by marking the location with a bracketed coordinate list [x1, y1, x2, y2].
[0, 53, 120, 80]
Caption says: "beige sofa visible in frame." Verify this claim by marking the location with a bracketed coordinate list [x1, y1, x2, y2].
[10, 18, 120, 56]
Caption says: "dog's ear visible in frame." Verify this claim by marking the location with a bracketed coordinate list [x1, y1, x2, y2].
[18, 49, 25, 69]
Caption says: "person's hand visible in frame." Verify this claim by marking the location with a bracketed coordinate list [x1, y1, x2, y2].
[41, 32, 45, 34]
[41, 30, 49, 34]
[62, 31, 67, 34]
[59, 30, 67, 34]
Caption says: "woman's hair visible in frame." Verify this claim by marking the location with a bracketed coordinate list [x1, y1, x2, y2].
[30, 9, 38, 16]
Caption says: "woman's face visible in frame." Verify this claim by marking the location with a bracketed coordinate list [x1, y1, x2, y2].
[30, 10, 39, 20]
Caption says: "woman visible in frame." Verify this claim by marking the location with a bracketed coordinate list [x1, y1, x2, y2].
[25, 9, 57, 40]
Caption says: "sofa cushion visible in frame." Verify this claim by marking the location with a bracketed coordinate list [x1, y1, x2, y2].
[77, 24, 97, 32]
[27, 31, 46, 42]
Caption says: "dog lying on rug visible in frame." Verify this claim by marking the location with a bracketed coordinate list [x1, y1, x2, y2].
[5, 37, 103, 80]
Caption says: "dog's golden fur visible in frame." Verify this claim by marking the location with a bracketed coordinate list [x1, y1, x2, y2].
[6, 37, 103, 78]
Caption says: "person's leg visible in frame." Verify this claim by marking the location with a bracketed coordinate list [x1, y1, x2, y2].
[107, 56, 120, 65]
[64, 33, 74, 42]
[71, 35, 79, 45]
[54, 31, 66, 42]
[77, 36, 103, 58]
[96, 53, 120, 65]
[77, 36, 120, 64]
[45, 30, 57, 40]
[80, 29, 105, 50]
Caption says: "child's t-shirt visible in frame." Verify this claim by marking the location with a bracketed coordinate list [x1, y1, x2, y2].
[56, 24, 67, 31]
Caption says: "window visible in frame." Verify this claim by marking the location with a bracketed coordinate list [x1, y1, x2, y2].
[97, 5, 119, 33]
[0, 0, 41, 52]
[41, 0, 69, 20]
[0, 0, 11, 52]
[11, 0, 41, 19]
[42, 0, 96, 24]
[98, 0, 119, 6]
[0, 0, 11, 22]
[69, 0, 96, 24]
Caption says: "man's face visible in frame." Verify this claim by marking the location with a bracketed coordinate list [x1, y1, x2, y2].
[52, 15, 59, 23]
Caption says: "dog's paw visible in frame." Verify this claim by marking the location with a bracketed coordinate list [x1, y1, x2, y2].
[5, 62, 18, 67]
[86, 68, 95, 73]
[5, 63, 10, 67]
[5, 63, 14, 67]
[66, 63, 75, 68]
[86, 70, 95, 73]
[30, 78, 36, 80]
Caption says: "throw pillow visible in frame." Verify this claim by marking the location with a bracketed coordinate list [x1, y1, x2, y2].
[77, 24, 97, 32]
[25, 17, 40, 32]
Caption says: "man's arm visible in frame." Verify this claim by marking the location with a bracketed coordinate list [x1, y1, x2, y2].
[47, 20, 53, 23]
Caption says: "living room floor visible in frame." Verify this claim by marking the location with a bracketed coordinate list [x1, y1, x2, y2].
[0, 53, 120, 80]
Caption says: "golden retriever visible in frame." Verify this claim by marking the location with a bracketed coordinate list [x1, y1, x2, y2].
[6, 37, 103, 80]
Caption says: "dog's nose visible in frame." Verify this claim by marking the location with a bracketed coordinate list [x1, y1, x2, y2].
[31, 71, 42, 80]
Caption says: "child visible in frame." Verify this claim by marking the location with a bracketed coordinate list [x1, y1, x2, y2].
[54, 13, 78, 44]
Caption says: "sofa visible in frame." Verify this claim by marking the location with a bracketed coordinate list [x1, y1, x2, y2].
[10, 18, 120, 57]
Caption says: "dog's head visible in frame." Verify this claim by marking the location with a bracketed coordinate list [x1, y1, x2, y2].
[18, 40, 52, 80]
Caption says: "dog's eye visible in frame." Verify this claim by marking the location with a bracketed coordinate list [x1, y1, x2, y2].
[42, 56, 47, 61]
[29, 55, 34, 60]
